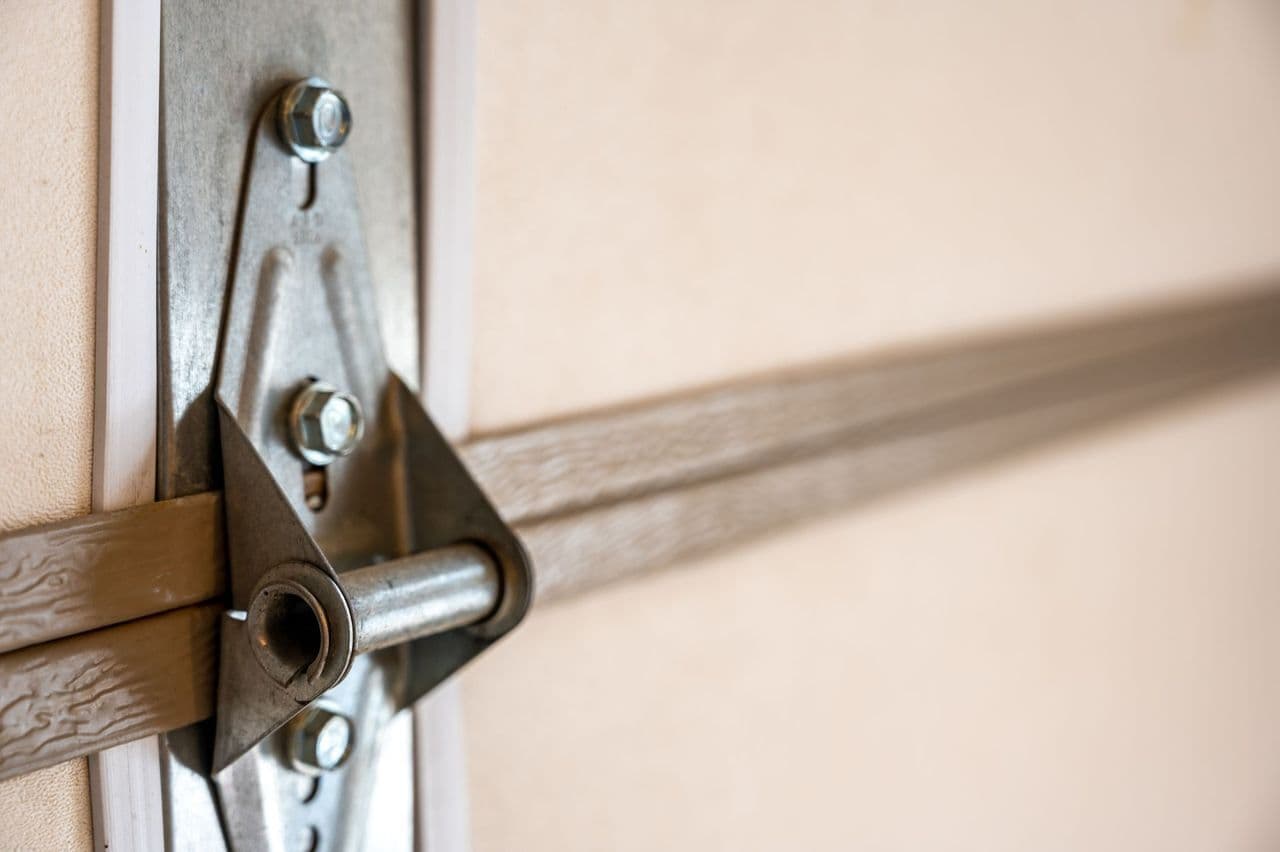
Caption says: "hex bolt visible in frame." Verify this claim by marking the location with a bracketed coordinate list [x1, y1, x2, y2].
[290, 381, 365, 466]
[287, 705, 355, 775]
[277, 77, 352, 163]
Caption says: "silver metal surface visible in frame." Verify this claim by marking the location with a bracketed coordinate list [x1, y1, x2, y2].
[158, 4, 422, 849]
[158, 0, 420, 499]
[277, 78, 352, 163]
[242, 546, 500, 705]
[287, 705, 355, 775]
[204, 82, 532, 850]
[290, 381, 366, 466]
[243, 562, 354, 704]
[215, 656, 404, 852]
[342, 545, 501, 655]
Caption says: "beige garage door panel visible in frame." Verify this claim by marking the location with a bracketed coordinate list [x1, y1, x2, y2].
[473, 0, 1280, 430]
[0, 0, 97, 849]
[462, 373, 1280, 851]
[0, 0, 96, 533]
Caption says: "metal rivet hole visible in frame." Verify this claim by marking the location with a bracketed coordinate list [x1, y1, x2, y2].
[303, 464, 328, 511]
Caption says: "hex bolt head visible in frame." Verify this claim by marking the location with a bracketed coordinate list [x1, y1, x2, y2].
[290, 381, 365, 466]
[287, 705, 354, 775]
[277, 77, 352, 163]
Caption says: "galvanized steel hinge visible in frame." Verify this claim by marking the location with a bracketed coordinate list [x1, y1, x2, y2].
[207, 78, 531, 851]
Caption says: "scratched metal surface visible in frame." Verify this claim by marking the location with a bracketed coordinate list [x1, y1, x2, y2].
[157, 3, 422, 848]
[158, 0, 421, 499]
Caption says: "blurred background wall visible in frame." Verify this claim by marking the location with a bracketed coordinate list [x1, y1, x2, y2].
[468, 0, 1280, 429]
[461, 2, 1280, 850]
[463, 378, 1280, 850]
[2, 1, 1279, 850]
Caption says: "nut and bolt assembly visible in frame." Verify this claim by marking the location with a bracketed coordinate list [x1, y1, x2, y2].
[290, 381, 365, 466]
[277, 77, 352, 163]
[287, 704, 355, 775]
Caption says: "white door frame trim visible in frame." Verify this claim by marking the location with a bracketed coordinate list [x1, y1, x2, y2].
[415, 1, 480, 850]
[90, 0, 164, 849]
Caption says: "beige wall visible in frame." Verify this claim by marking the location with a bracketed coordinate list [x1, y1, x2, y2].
[3, 1, 1280, 850]
[0, 1, 98, 850]
[472, 0, 1280, 431]
[463, 375, 1280, 851]
[463, 1, 1280, 849]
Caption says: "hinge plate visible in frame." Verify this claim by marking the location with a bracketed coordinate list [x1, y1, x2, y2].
[202, 89, 530, 851]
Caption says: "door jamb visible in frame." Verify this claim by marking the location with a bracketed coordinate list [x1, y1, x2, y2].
[89, 0, 164, 849]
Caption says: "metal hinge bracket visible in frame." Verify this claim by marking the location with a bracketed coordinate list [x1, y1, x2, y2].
[209, 79, 531, 851]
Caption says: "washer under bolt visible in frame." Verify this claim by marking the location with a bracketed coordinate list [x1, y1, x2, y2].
[277, 77, 352, 163]
[287, 705, 355, 775]
[290, 381, 365, 466]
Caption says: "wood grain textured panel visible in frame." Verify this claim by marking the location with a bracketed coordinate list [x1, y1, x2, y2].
[0, 604, 218, 781]
[527, 337, 1279, 602]
[0, 492, 223, 655]
[0, 287, 1277, 780]
[463, 285, 1280, 524]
